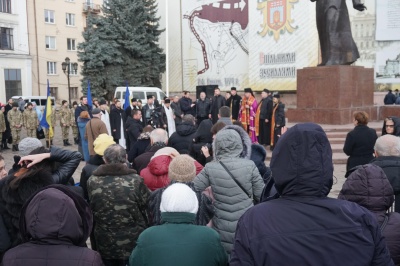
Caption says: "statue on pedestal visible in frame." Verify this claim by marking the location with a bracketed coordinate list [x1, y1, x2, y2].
[311, 0, 366, 66]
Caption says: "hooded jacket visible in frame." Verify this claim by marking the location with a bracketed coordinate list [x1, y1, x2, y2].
[168, 122, 197, 154]
[2, 185, 103, 266]
[339, 164, 400, 265]
[194, 125, 264, 254]
[230, 123, 394, 266]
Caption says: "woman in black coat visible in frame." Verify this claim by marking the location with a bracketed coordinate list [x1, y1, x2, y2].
[343, 111, 377, 173]
[189, 119, 213, 165]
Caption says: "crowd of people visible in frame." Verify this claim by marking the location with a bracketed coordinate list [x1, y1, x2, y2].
[0, 89, 399, 265]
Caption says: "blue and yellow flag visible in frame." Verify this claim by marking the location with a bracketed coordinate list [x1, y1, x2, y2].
[39, 80, 53, 138]
[87, 80, 93, 108]
[123, 81, 130, 110]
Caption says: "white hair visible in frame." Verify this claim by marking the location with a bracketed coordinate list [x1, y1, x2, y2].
[150, 128, 168, 144]
[375, 135, 400, 157]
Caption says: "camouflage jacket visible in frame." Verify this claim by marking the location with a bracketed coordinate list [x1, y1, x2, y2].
[7, 109, 23, 128]
[49, 108, 56, 127]
[60, 106, 70, 126]
[0, 112, 5, 132]
[70, 107, 77, 126]
[88, 163, 150, 260]
[23, 109, 38, 129]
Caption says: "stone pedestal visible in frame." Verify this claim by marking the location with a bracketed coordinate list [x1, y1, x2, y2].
[286, 66, 377, 125]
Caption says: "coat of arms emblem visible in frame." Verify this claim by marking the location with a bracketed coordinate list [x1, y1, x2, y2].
[257, 0, 298, 41]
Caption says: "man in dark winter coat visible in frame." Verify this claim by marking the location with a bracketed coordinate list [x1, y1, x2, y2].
[171, 96, 183, 125]
[110, 101, 126, 146]
[126, 109, 143, 151]
[195, 92, 211, 126]
[2, 185, 103, 266]
[226, 87, 241, 121]
[124, 98, 139, 122]
[384, 89, 397, 105]
[179, 91, 195, 116]
[230, 123, 394, 266]
[210, 88, 226, 124]
[141, 96, 155, 126]
[168, 115, 197, 154]
[370, 135, 400, 213]
[257, 89, 273, 145]
[74, 96, 92, 121]
[133, 128, 168, 173]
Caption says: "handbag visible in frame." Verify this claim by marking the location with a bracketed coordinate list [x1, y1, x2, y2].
[36, 128, 45, 139]
[219, 161, 258, 205]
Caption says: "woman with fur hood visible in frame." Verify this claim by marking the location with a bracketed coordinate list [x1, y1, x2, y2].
[193, 125, 265, 254]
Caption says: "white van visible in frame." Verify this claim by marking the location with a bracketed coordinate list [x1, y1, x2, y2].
[114, 87, 167, 106]
[12, 96, 56, 111]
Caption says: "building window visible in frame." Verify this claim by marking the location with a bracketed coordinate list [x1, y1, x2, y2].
[47, 62, 57, 74]
[70, 87, 78, 99]
[66, 13, 75, 26]
[0, 0, 11, 13]
[0, 27, 13, 50]
[50, 87, 58, 99]
[45, 36, 56, 49]
[44, 10, 55, 23]
[4, 69, 21, 99]
[69, 63, 77, 75]
[67, 38, 76, 50]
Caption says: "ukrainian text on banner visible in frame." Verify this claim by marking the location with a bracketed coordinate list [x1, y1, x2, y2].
[181, 0, 250, 91]
[248, 0, 318, 91]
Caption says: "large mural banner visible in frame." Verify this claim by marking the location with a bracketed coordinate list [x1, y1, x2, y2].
[181, 0, 250, 91]
[248, 0, 318, 91]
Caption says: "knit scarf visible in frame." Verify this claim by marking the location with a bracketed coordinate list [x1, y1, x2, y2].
[152, 142, 167, 148]
[255, 99, 263, 136]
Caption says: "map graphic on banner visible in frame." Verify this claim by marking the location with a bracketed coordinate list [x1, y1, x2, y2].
[181, 0, 249, 91]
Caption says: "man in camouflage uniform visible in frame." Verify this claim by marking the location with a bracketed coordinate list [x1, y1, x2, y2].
[23, 102, 39, 138]
[44, 101, 56, 148]
[70, 101, 79, 144]
[0, 107, 6, 150]
[60, 100, 72, 146]
[87, 144, 150, 265]
[7, 102, 23, 151]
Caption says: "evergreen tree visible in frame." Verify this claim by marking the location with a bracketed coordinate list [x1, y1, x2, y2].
[78, 0, 166, 99]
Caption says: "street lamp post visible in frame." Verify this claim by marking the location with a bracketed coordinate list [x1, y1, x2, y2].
[61, 57, 78, 107]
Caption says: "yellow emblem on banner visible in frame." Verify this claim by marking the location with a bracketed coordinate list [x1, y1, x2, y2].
[257, 0, 298, 41]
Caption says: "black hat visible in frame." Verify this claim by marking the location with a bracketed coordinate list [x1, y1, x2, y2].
[92, 108, 101, 115]
[164, 99, 171, 104]
[244, 88, 252, 93]
[273, 93, 280, 99]
[27, 102, 33, 107]
[131, 98, 137, 103]
[62, 100, 67, 105]
[231, 87, 237, 91]
[12, 102, 18, 107]
[263, 89, 270, 94]
[99, 99, 107, 105]
[147, 95, 153, 100]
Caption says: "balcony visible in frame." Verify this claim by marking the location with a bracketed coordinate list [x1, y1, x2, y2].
[82, 3, 101, 14]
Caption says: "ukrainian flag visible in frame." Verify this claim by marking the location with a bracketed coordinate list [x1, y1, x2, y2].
[40, 80, 53, 138]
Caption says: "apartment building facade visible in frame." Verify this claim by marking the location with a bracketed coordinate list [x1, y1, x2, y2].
[0, 0, 32, 101]
[27, 0, 103, 103]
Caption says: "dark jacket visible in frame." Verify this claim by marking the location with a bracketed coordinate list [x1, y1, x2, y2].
[79, 154, 104, 201]
[128, 133, 151, 163]
[339, 164, 400, 265]
[168, 122, 197, 154]
[226, 94, 242, 120]
[126, 117, 143, 151]
[170, 101, 182, 124]
[2, 185, 103, 266]
[88, 164, 150, 260]
[370, 156, 400, 213]
[129, 212, 228, 266]
[343, 125, 377, 172]
[384, 92, 397, 105]
[74, 104, 92, 122]
[0, 215, 10, 258]
[133, 144, 166, 173]
[273, 102, 285, 126]
[110, 107, 126, 140]
[189, 119, 213, 165]
[141, 104, 154, 126]
[195, 98, 211, 118]
[230, 123, 394, 266]
[179, 97, 195, 116]
[210, 95, 226, 123]
[260, 96, 273, 120]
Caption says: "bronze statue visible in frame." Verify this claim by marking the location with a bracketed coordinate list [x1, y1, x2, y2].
[311, 0, 366, 66]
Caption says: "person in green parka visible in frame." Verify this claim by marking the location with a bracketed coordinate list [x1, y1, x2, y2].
[129, 183, 228, 266]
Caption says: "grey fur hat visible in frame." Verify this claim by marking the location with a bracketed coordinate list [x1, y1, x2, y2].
[19, 137, 43, 156]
